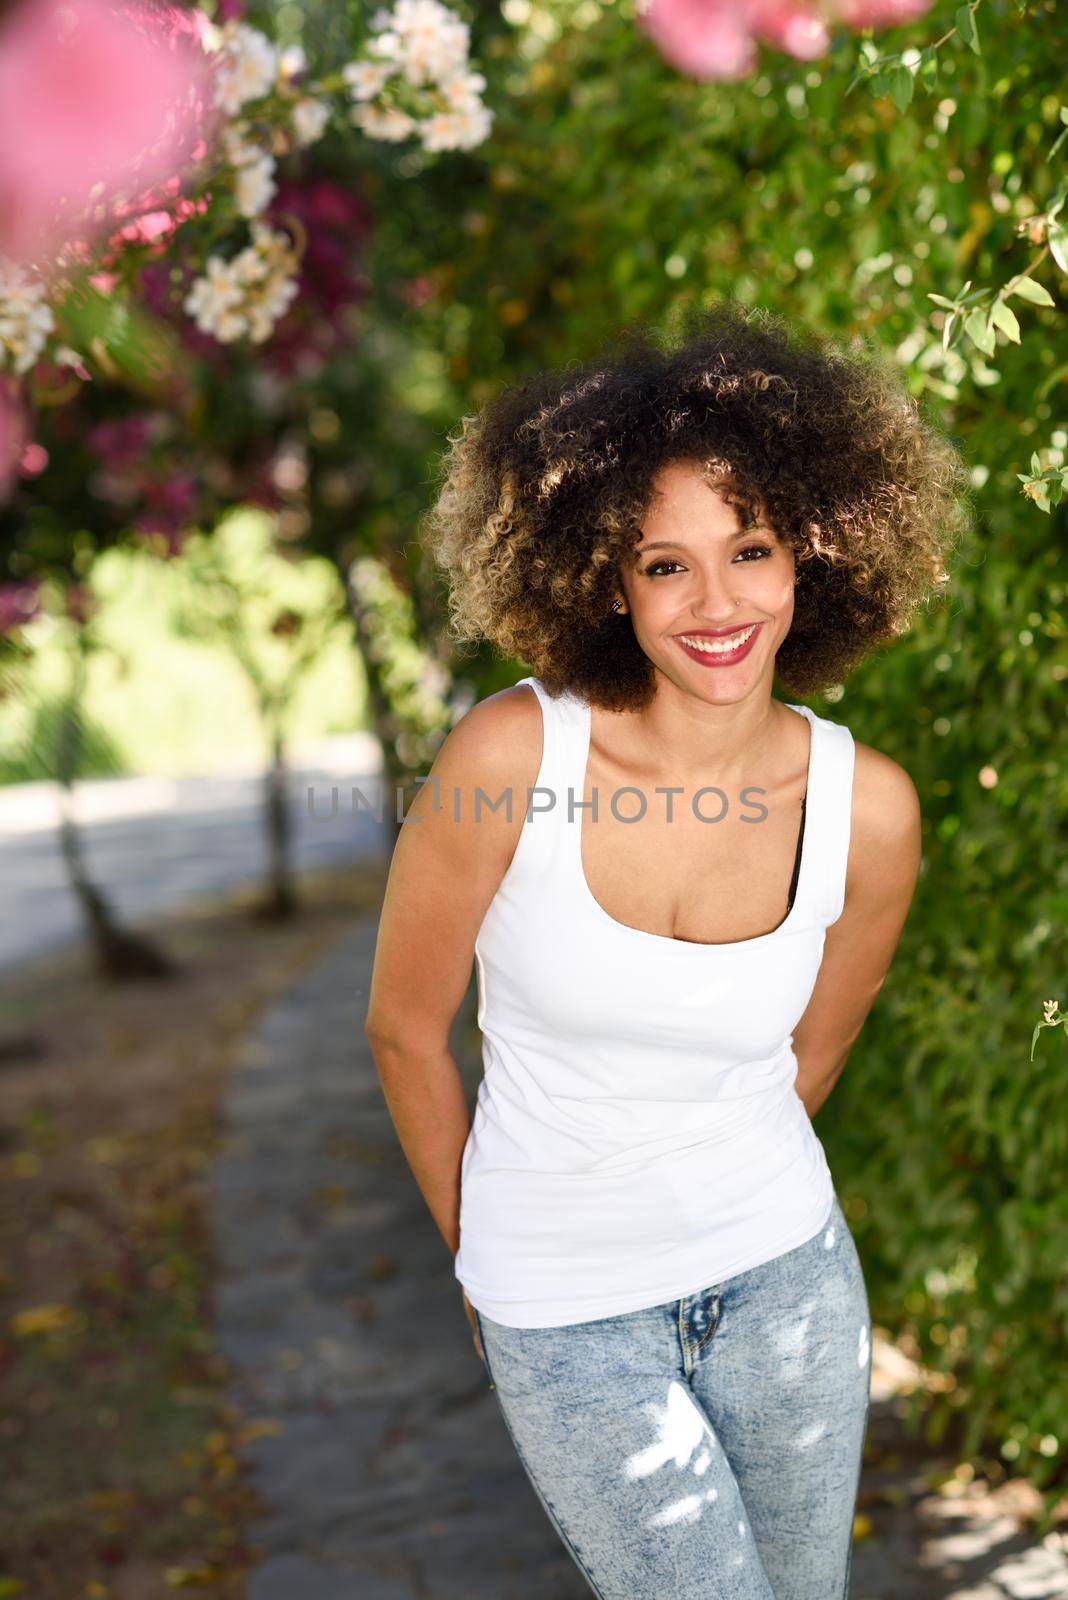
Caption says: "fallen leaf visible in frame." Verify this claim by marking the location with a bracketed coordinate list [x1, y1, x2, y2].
[10, 1302, 80, 1336]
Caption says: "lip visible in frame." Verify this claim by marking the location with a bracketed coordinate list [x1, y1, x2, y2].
[674, 622, 762, 667]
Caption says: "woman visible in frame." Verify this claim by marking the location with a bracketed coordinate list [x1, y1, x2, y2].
[364, 301, 968, 1599]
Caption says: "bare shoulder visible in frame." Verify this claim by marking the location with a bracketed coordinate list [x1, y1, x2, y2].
[846, 738, 922, 903]
[852, 739, 921, 840]
[425, 681, 543, 804]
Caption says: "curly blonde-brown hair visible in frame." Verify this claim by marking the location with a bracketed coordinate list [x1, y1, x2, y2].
[423, 299, 972, 711]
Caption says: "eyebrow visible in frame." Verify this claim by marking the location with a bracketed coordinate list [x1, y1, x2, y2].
[638, 529, 766, 553]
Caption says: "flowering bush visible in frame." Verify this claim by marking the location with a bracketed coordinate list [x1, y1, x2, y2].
[0, 0, 495, 506]
[636, 0, 936, 79]
[0, 0, 211, 265]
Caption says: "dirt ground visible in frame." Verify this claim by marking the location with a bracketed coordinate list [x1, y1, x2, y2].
[0, 857, 388, 1600]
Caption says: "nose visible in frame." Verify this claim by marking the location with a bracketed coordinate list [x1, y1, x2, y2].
[687, 573, 743, 623]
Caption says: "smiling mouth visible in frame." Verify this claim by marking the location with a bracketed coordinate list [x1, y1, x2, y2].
[675, 623, 760, 657]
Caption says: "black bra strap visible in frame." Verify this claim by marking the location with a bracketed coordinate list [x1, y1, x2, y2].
[786, 791, 807, 913]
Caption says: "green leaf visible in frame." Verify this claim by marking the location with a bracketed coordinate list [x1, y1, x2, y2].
[927, 293, 958, 310]
[55, 273, 180, 397]
[963, 310, 996, 355]
[1030, 451, 1042, 473]
[1048, 222, 1068, 274]
[1006, 277, 1055, 307]
[990, 299, 1021, 342]
[955, 5, 980, 54]
[888, 64, 914, 113]
[845, 43, 882, 95]
[941, 309, 958, 352]
[871, 70, 890, 98]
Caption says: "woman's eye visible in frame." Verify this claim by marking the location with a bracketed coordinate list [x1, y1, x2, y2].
[643, 545, 772, 577]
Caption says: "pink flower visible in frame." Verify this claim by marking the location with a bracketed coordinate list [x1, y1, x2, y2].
[88, 414, 156, 472]
[0, 577, 42, 635]
[747, 0, 830, 57]
[638, 0, 933, 78]
[835, 0, 932, 23]
[637, 0, 757, 80]
[115, 209, 181, 247]
[0, 0, 211, 267]
[20, 442, 50, 478]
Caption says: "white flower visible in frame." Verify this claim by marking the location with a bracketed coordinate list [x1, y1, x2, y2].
[230, 248, 267, 288]
[234, 153, 277, 218]
[220, 120, 261, 167]
[213, 21, 278, 116]
[183, 255, 244, 334]
[438, 67, 487, 111]
[420, 102, 493, 151]
[278, 43, 308, 81]
[183, 225, 300, 345]
[248, 276, 299, 342]
[213, 307, 250, 342]
[345, 3, 491, 152]
[342, 60, 394, 101]
[351, 102, 419, 141]
[0, 258, 56, 375]
[366, 28, 405, 65]
[359, 0, 471, 85]
[292, 97, 330, 147]
[393, 1, 470, 88]
[220, 123, 277, 219]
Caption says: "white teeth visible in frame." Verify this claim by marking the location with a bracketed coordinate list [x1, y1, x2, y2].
[678, 625, 757, 655]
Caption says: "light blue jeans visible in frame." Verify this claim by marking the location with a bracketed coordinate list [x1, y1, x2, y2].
[473, 1192, 872, 1599]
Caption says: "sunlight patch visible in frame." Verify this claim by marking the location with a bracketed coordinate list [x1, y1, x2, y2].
[623, 1381, 713, 1481]
[645, 1492, 706, 1529]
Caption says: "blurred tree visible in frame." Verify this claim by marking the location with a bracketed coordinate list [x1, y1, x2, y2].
[170, 512, 356, 918]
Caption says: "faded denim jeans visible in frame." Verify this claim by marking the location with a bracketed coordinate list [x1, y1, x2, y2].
[473, 1192, 872, 1599]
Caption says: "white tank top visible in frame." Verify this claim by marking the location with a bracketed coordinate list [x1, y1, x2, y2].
[454, 674, 856, 1328]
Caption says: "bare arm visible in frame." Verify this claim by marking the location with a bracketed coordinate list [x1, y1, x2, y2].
[792, 745, 923, 1118]
[363, 686, 541, 1257]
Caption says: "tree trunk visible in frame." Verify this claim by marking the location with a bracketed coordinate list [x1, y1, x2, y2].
[55, 632, 175, 981]
[344, 572, 409, 853]
[256, 715, 298, 920]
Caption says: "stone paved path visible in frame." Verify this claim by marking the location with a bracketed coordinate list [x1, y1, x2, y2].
[210, 912, 1068, 1599]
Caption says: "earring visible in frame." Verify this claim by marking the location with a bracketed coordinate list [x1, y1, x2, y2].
[612, 598, 624, 613]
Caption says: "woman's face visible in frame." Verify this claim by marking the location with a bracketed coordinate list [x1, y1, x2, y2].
[620, 459, 796, 700]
